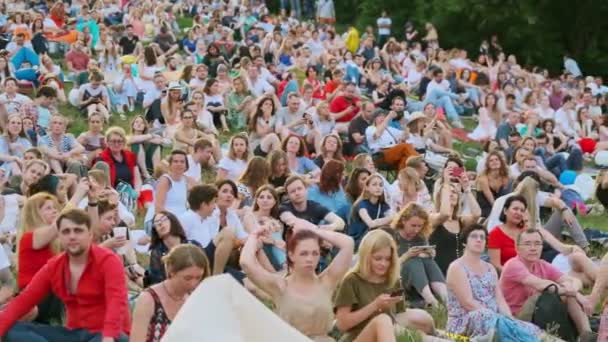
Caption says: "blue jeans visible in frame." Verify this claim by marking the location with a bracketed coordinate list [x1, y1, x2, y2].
[408, 89, 460, 121]
[566, 146, 583, 171]
[4, 322, 129, 342]
[544, 153, 567, 179]
[561, 189, 584, 209]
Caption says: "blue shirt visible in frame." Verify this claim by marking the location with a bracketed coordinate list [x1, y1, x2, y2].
[348, 199, 390, 249]
[293, 157, 319, 175]
[307, 184, 350, 220]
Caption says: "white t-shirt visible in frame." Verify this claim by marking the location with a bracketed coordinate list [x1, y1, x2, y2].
[554, 108, 578, 138]
[406, 69, 423, 88]
[189, 78, 206, 89]
[185, 154, 202, 183]
[365, 125, 403, 152]
[248, 77, 274, 97]
[181, 208, 248, 248]
[0, 194, 20, 235]
[217, 157, 247, 181]
[377, 17, 391, 36]
[426, 79, 451, 95]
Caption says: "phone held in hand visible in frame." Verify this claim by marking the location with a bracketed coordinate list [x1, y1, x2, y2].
[451, 167, 464, 178]
[386, 288, 405, 297]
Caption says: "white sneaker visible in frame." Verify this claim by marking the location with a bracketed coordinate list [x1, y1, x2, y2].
[452, 120, 464, 129]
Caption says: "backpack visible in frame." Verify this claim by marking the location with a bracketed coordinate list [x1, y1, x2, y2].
[531, 284, 577, 342]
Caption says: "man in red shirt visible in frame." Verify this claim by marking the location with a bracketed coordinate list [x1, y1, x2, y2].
[0, 208, 130, 342]
[65, 41, 90, 82]
[329, 81, 361, 123]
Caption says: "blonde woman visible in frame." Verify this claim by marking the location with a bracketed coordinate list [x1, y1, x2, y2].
[389, 167, 432, 213]
[226, 75, 254, 131]
[217, 134, 250, 181]
[335, 229, 445, 342]
[17, 193, 61, 323]
[429, 164, 481, 275]
[0, 113, 32, 176]
[393, 203, 447, 308]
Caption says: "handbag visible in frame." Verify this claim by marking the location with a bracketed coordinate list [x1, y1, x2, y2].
[531, 284, 577, 342]
[116, 180, 138, 212]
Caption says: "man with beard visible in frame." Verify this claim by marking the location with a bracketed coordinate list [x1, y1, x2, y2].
[0, 208, 130, 342]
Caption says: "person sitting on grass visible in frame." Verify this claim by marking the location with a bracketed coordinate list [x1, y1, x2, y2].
[0, 208, 130, 342]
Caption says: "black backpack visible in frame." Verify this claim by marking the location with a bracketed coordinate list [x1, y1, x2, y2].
[531, 284, 577, 342]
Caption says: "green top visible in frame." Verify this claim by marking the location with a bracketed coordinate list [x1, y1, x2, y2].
[334, 273, 399, 342]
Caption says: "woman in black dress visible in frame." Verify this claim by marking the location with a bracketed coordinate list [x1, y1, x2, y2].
[429, 165, 481, 275]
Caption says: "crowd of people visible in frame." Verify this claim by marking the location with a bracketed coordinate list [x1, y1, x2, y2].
[0, 0, 606, 341]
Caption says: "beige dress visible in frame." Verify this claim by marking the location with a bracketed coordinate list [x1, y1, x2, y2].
[274, 282, 336, 342]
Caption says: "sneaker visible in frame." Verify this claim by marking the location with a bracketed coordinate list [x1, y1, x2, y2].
[452, 120, 464, 129]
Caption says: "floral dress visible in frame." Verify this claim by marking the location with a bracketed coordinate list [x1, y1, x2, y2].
[447, 263, 542, 338]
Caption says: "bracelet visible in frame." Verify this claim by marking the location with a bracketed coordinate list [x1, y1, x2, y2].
[88, 202, 98, 207]
[560, 207, 568, 212]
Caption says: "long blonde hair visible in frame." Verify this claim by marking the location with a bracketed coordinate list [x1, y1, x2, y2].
[346, 229, 400, 287]
[20, 192, 60, 253]
[510, 176, 539, 226]
[351, 173, 386, 220]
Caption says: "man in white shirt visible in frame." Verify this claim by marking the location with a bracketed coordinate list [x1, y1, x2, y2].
[276, 92, 306, 139]
[142, 73, 165, 109]
[554, 95, 578, 139]
[185, 138, 216, 182]
[247, 65, 274, 97]
[6, 33, 33, 60]
[0, 77, 32, 116]
[376, 10, 391, 47]
[181, 184, 247, 276]
[188, 64, 209, 89]
[253, 55, 278, 86]
[306, 30, 325, 59]
[365, 109, 418, 170]
[424, 68, 464, 128]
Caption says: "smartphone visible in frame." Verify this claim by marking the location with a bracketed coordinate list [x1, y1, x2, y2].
[411, 245, 435, 253]
[387, 288, 405, 297]
[451, 167, 464, 178]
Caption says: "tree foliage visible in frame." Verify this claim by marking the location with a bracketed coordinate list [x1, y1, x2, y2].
[334, 0, 608, 76]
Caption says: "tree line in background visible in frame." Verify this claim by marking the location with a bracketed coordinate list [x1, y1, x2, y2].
[325, 0, 608, 77]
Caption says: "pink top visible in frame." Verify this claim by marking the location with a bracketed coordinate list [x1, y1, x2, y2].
[499, 256, 563, 315]
[130, 19, 145, 39]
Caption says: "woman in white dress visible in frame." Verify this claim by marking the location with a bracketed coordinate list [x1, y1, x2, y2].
[468, 93, 499, 142]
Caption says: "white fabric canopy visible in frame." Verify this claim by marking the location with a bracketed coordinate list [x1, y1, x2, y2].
[162, 274, 313, 342]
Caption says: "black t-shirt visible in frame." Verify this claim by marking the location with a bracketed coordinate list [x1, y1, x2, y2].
[269, 175, 288, 188]
[418, 76, 432, 98]
[113, 153, 133, 186]
[279, 200, 330, 225]
[348, 115, 370, 145]
[146, 98, 164, 124]
[119, 35, 139, 55]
